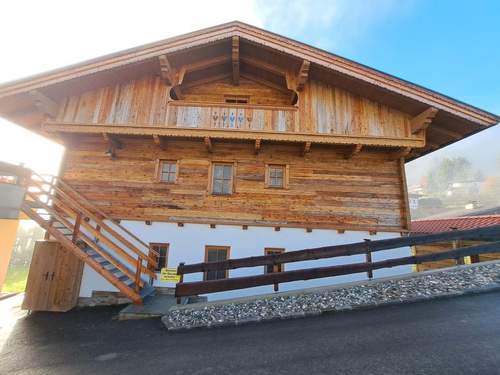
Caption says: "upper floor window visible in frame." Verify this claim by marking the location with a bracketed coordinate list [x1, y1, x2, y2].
[266, 164, 288, 189]
[211, 163, 234, 195]
[158, 160, 177, 183]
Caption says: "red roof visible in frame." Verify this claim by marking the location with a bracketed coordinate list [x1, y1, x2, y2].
[411, 215, 500, 233]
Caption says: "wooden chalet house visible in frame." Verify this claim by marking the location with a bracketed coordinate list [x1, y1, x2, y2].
[0, 22, 498, 307]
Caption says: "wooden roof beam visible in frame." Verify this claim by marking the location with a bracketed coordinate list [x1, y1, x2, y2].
[29, 90, 58, 118]
[181, 73, 231, 90]
[345, 144, 362, 159]
[242, 72, 290, 94]
[204, 137, 213, 153]
[429, 126, 462, 139]
[240, 56, 286, 76]
[411, 107, 438, 134]
[182, 55, 230, 74]
[232, 36, 240, 85]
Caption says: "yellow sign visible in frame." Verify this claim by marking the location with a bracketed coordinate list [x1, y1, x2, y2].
[160, 268, 181, 283]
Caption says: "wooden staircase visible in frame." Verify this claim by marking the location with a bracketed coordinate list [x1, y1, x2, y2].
[19, 170, 158, 304]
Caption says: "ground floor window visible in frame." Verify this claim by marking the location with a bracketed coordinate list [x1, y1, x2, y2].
[204, 246, 230, 280]
[264, 248, 285, 273]
[149, 243, 169, 272]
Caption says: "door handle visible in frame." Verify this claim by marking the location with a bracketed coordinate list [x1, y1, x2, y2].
[44, 272, 49, 280]
[51, 272, 55, 281]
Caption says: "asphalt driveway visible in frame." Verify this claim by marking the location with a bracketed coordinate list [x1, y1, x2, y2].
[1, 291, 500, 374]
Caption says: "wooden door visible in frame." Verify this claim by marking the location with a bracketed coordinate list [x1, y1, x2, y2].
[22, 240, 84, 312]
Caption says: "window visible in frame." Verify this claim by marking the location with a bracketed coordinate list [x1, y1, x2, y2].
[211, 163, 234, 195]
[224, 95, 249, 104]
[158, 160, 177, 183]
[264, 248, 285, 273]
[149, 243, 169, 272]
[266, 164, 288, 189]
[204, 246, 230, 280]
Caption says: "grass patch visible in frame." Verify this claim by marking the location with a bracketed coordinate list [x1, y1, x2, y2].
[2, 265, 29, 293]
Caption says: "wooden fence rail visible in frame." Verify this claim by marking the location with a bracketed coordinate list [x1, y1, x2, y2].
[175, 225, 500, 298]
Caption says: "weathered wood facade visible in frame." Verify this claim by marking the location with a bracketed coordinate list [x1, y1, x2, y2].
[0, 22, 498, 302]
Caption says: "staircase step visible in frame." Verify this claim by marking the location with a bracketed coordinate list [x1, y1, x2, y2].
[140, 283, 156, 298]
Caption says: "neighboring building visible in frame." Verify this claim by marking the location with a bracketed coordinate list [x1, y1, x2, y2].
[411, 215, 500, 272]
[408, 193, 422, 210]
[0, 22, 498, 306]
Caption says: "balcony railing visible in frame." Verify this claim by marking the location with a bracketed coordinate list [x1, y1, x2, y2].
[167, 101, 299, 133]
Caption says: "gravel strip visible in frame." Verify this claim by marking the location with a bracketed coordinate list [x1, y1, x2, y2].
[163, 262, 500, 331]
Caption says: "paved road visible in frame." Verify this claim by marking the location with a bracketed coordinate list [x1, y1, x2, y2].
[1, 292, 500, 374]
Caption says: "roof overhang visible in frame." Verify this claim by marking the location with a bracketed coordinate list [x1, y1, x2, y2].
[0, 21, 498, 161]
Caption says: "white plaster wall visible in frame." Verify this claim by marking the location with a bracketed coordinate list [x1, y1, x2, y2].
[79, 221, 411, 300]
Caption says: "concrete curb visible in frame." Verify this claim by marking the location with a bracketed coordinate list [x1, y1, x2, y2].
[163, 260, 500, 331]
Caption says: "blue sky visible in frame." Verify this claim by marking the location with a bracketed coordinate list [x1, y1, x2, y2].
[0, 0, 499, 182]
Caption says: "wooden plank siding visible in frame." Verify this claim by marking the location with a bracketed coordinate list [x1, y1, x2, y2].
[61, 135, 408, 232]
[54, 74, 421, 143]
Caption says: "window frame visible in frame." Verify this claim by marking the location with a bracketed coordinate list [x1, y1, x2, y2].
[224, 95, 249, 104]
[149, 243, 169, 273]
[265, 164, 289, 189]
[156, 159, 179, 184]
[209, 162, 236, 195]
[264, 248, 285, 274]
[204, 245, 231, 281]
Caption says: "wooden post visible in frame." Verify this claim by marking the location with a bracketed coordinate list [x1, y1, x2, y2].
[364, 239, 373, 279]
[134, 259, 142, 292]
[176, 262, 185, 304]
[451, 227, 465, 265]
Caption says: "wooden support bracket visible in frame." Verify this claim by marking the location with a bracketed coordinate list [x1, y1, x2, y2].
[345, 144, 362, 159]
[204, 137, 213, 153]
[411, 107, 438, 133]
[159, 54, 183, 99]
[29, 90, 58, 118]
[254, 139, 262, 155]
[153, 135, 167, 150]
[302, 141, 311, 156]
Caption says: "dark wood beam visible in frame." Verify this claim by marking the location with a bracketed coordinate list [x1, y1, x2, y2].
[204, 137, 213, 153]
[411, 107, 438, 133]
[29, 90, 58, 118]
[232, 36, 240, 85]
[240, 56, 286, 76]
[345, 144, 362, 159]
[254, 139, 261, 155]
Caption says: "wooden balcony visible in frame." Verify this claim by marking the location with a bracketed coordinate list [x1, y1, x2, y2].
[167, 101, 299, 133]
[44, 100, 425, 149]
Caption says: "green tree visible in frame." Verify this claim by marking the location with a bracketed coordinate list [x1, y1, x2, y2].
[425, 157, 472, 194]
